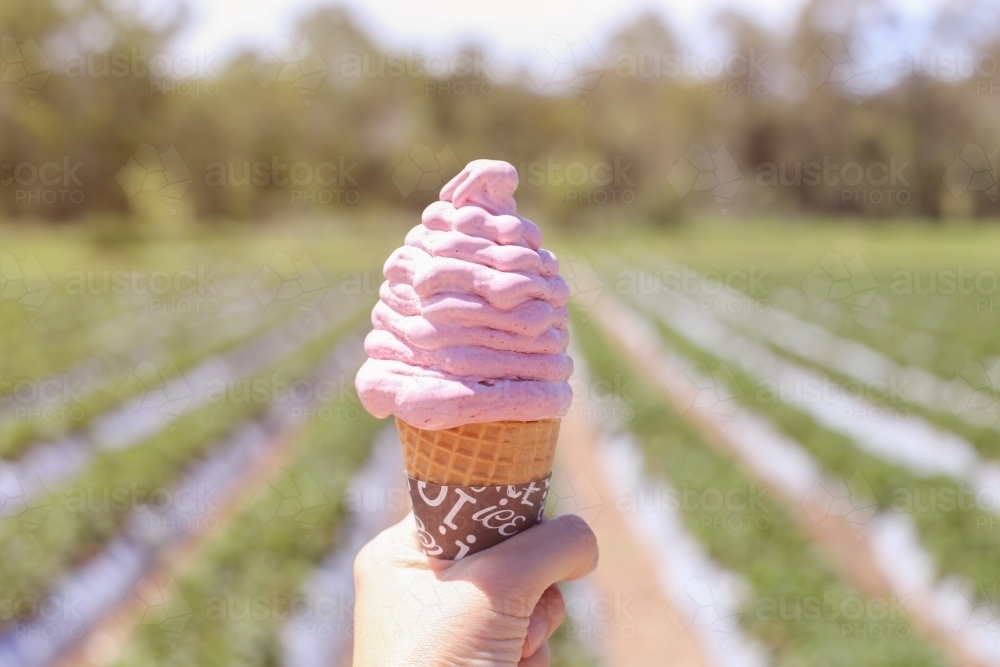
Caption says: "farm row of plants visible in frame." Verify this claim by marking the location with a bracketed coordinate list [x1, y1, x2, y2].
[0, 293, 305, 459]
[579, 224, 1000, 379]
[632, 303, 1000, 592]
[113, 391, 385, 666]
[1, 222, 399, 396]
[0, 313, 363, 620]
[598, 249, 1000, 463]
[758, 342, 1000, 462]
[572, 310, 947, 666]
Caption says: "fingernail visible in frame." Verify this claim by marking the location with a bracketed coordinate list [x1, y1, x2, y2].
[525, 612, 549, 656]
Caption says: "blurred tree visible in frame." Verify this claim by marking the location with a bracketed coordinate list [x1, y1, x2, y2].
[1, 0, 998, 225]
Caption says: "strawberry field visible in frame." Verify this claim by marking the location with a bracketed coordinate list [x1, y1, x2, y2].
[2, 219, 998, 667]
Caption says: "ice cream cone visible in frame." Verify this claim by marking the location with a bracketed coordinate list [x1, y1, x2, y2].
[396, 417, 560, 486]
[360, 160, 570, 558]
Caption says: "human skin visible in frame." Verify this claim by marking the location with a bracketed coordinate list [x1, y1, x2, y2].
[353, 513, 600, 667]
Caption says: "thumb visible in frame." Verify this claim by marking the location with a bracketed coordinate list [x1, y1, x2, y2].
[450, 514, 598, 601]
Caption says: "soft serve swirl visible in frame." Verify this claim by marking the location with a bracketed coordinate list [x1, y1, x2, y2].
[355, 159, 573, 429]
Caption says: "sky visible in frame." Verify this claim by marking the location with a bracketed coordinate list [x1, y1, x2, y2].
[174, 0, 798, 60]
[172, 0, 945, 63]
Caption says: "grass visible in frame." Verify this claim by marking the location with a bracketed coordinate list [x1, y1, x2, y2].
[550, 622, 602, 667]
[567, 221, 1000, 378]
[0, 218, 400, 390]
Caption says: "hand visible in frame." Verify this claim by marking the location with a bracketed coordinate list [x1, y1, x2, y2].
[353, 512, 599, 666]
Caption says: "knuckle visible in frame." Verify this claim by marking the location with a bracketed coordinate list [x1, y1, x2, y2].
[463, 560, 513, 600]
[557, 514, 598, 555]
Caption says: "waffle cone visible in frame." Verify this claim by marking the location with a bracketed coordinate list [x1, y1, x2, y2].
[396, 418, 560, 486]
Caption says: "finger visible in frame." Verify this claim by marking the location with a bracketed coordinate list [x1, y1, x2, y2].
[457, 514, 598, 600]
[522, 585, 565, 658]
[518, 640, 550, 667]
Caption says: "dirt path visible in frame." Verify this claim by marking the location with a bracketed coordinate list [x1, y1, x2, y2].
[555, 403, 709, 667]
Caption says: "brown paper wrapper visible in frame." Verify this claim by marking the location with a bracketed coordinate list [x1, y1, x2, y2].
[406, 474, 552, 560]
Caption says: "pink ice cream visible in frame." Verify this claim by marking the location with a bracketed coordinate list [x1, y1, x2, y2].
[355, 159, 573, 430]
